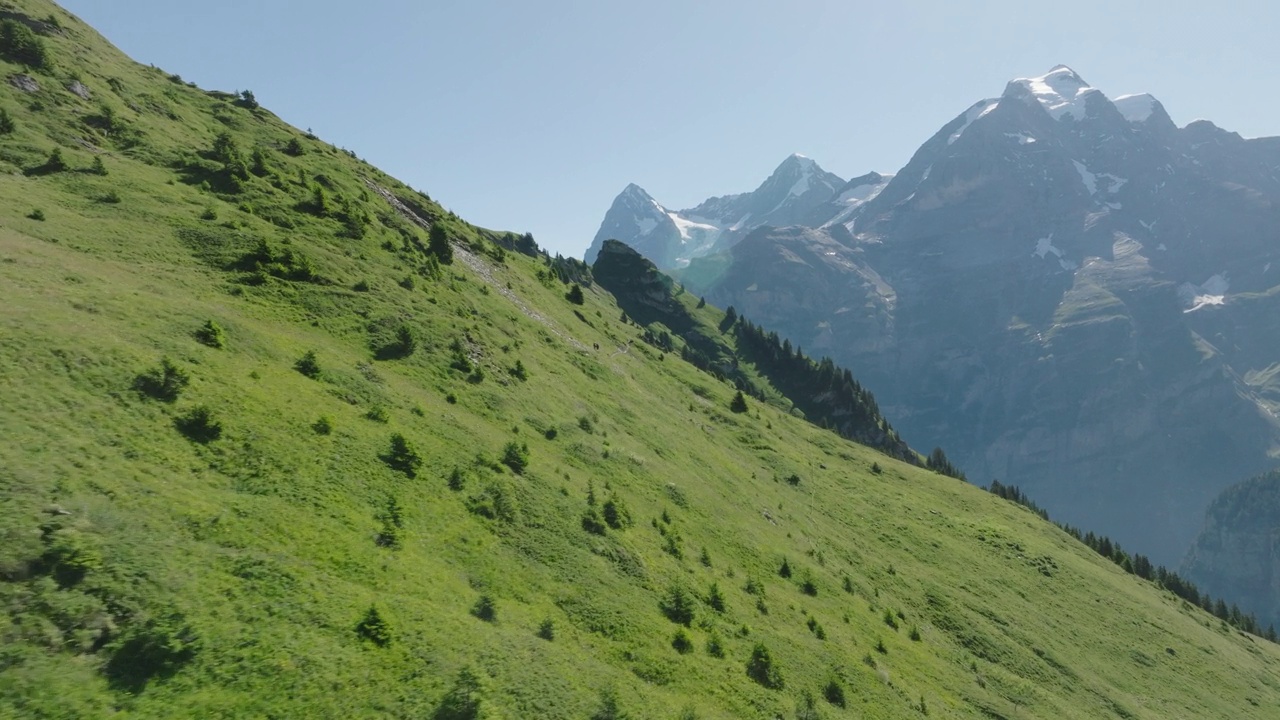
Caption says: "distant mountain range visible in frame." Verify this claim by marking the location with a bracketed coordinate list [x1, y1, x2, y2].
[591, 66, 1280, 587]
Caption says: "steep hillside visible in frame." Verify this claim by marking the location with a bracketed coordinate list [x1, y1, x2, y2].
[3, 3, 1280, 718]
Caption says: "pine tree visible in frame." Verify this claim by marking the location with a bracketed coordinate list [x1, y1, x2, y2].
[729, 391, 749, 413]
[428, 223, 453, 264]
[0, 107, 13, 134]
[565, 283, 585, 305]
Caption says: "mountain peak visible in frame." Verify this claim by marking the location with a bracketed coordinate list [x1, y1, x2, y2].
[1113, 93, 1159, 123]
[1003, 65, 1100, 121]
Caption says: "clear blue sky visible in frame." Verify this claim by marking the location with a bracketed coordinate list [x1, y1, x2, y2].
[59, 1, 1280, 258]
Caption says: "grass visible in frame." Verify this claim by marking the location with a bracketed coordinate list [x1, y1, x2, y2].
[2, 1, 1280, 718]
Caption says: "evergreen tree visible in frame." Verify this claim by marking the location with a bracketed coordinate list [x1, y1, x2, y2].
[729, 390, 749, 414]
[428, 223, 453, 264]
[746, 643, 784, 689]
[0, 107, 13, 134]
[0, 19, 52, 69]
[565, 283, 585, 305]
[433, 667, 483, 720]
[355, 605, 392, 646]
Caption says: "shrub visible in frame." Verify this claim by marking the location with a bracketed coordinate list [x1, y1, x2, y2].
[294, 350, 321, 378]
[384, 433, 423, 478]
[133, 358, 189, 402]
[909, 624, 922, 641]
[103, 612, 198, 692]
[778, 558, 792, 578]
[871, 461, 882, 474]
[785, 473, 801, 486]
[707, 583, 726, 613]
[875, 637, 888, 654]
[578, 416, 594, 433]
[883, 608, 899, 630]
[353, 279, 370, 292]
[660, 586, 695, 627]
[590, 688, 626, 720]
[174, 406, 222, 443]
[375, 496, 404, 549]
[471, 595, 496, 622]
[537, 619, 555, 641]
[824, 678, 847, 707]
[699, 547, 712, 567]
[434, 667, 483, 720]
[365, 405, 389, 423]
[284, 137, 306, 156]
[312, 416, 333, 435]
[39, 147, 68, 174]
[509, 359, 528, 381]
[447, 467, 466, 491]
[796, 693, 822, 720]
[356, 605, 392, 646]
[565, 283, 585, 305]
[671, 629, 693, 654]
[729, 391, 748, 413]
[194, 319, 225, 348]
[706, 633, 725, 658]
[500, 441, 529, 474]
[807, 617, 826, 640]
[800, 575, 818, 597]
[90, 155, 108, 176]
[602, 494, 630, 529]
[100, 189, 122, 204]
[581, 508, 606, 535]
[395, 324, 417, 355]
[746, 643, 784, 689]
[0, 107, 14, 134]
[27, 209, 44, 221]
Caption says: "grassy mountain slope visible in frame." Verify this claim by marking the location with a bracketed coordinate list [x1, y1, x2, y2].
[3, 2, 1280, 718]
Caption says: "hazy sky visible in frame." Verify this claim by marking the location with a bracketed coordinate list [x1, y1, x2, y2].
[58, 1, 1280, 258]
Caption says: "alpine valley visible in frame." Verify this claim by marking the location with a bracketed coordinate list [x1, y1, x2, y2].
[6, 2, 1280, 717]
[592, 66, 1280, 625]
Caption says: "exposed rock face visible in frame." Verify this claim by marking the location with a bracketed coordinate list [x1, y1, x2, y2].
[9, 74, 38, 92]
[1184, 471, 1280, 629]
[604, 66, 1280, 566]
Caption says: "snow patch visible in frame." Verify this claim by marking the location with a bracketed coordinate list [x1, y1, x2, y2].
[1004, 132, 1037, 144]
[1072, 160, 1127, 196]
[1184, 295, 1225, 313]
[668, 213, 720, 242]
[1106, 202, 1122, 210]
[1157, 243, 1168, 251]
[1059, 258, 1078, 271]
[921, 165, 932, 181]
[1114, 93, 1157, 123]
[1139, 220, 1156, 232]
[1033, 235, 1063, 259]
[948, 99, 999, 145]
[1073, 161, 1097, 195]
[788, 174, 810, 197]
[1179, 273, 1230, 312]
[1007, 66, 1098, 121]
[635, 217, 658, 235]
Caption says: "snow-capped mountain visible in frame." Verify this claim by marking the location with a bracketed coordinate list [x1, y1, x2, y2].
[584, 154, 854, 268]
[601, 66, 1280, 577]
